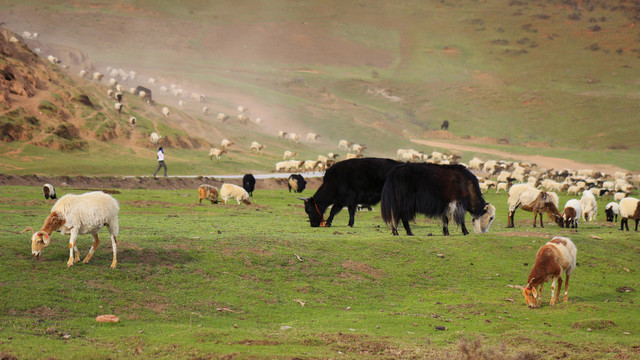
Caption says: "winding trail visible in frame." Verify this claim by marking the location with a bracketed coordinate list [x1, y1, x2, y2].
[411, 139, 627, 174]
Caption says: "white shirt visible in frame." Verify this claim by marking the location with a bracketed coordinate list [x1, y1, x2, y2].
[157, 150, 164, 161]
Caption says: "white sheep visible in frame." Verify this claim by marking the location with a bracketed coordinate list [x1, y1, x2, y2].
[129, 117, 136, 127]
[580, 190, 597, 222]
[220, 139, 233, 149]
[306, 133, 320, 142]
[278, 131, 288, 139]
[150, 132, 161, 145]
[209, 147, 227, 160]
[338, 139, 352, 150]
[561, 199, 582, 228]
[217, 113, 229, 122]
[29, 192, 119, 268]
[605, 202, 619, 222]
[220, 183, 251, 205]
[162, 107, 170, 117]
[178, 100, 185, 108]
[47, 55, 60, 65]
[43, 184, 57, 200]
[255, 117, 263, 125]
[288, 133, 300, 143]
[93, 72, 104, 81]
[275, 161, 288, 172]
[468, 157, 484, 170]
[79, 69, 88, 78]
[250, 141, 265, 153]
[303, 160, 321, 172]
[614, 192, 628, 202]
[619, 197, 640, 231]
[114, 102, 122, 113]
[238, 114, 249, 124]
[351, 144, 366, 155]
[283, 151, 297, 160]
[202, 106, 209, 115]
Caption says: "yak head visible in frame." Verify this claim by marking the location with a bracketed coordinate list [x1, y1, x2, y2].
[522, 282, 539, 308]
[299, 197, 324, 227]
[31, 230, 51, 257]
[472, 203, 496, 234]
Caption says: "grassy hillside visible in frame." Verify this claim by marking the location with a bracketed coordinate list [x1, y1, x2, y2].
[1, 0, 640, 175]
[1, 186, 638, 359]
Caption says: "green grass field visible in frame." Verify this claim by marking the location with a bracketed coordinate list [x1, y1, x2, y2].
[1, 185, 638, 359]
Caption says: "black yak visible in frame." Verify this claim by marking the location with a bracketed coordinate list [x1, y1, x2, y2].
[381, 162, 495, 236]
[288, 174, 307, 193]
[242, 174, 256, 197]
[300, 157, 400, 227]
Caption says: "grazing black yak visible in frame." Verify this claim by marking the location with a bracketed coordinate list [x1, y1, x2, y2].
[242, 174, 256, 197]
[288, 174, 306, 193]
[300, 157, 400, 227]
[381, 162, 495, 236]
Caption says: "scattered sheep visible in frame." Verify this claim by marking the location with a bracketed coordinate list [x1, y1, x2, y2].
[129, 117, 136, 127]
[522, 236, 577, 308]
[93, 72, 104, 81]
[288, 133, 300, 143]
[580, 190, 597, 222]
[561, 199, 582, 228]
[250, 141, 265, 153]
[220, 139, 233, 149]
[306, 133, 320, 142]
[150, 132, 161, 145]
[29, 191, 119, 268]
[283, 151, 297, 160]
[507, 184, 563, 228]
[217, 113, 229, 122]
[162, 107, 170, 117]
[605, 202, 619, 223]
[198, 184, 219, 205]
[209, 147, 227, 160]
[338, 140, 352, 150]
[220, 183, 251, 205]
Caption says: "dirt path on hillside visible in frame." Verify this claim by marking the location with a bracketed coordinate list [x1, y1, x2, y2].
[411, 139, 628, 174]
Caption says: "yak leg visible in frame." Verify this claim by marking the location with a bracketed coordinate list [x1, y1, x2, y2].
[83, 234, 100, 264]
[460, 219, 469, 235]
[347, 205, 357, 227]
[325, 204, 343, 227]
[401, 218, 413, 236]
[442, 216, 450, 236]
[564, 274, 570, 303]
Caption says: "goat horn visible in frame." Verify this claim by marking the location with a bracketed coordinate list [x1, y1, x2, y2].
[20, 226, 35, 235]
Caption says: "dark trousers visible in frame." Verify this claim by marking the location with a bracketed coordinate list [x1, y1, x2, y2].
[154, 161, 167, 177]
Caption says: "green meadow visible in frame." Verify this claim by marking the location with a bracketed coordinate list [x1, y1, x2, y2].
[0, 185, 638, 359]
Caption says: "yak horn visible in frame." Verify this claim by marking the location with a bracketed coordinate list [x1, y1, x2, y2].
[20, 226, 35, 235]
[296, 197, 309, 201]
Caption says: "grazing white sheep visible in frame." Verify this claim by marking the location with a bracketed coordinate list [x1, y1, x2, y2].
[114, 102, 122, 113]
[93, 72, 104, 81]
[237, 105, 246, 113]
[109, 78, 117, 86]
[129, 117, 136, 127]
[614, 192, 628, 202]
[605, 202, 619, 222]
[250, 141, 265, 153]
[220, 139, 233, 149]
[202, 106, 209, 115]
[150, 132, 161, 145]
[303, 160, 321, 172]
[396, 149, 422, 162]
[47, 55, 60, 65]
[283, 151, 297, 160]
[162, 107, 170, 117]
[209, 147, 227, 160]
[79, 69, 88, 78]
[42, 184, 57, 200]
[619, 197, 640, 231]
[29, 191, 119, 268]
[278, 131, 288, 139]
[220, 183, 251, 205]
[580, 190, 597, 222]
[561, 199, 582, 228]
[468, 157, 484, 170]
[351, 144, 366, 155]
[238, 113, 249, 124]
[288, 133, 300, 143]
[522, 236, 577, 308]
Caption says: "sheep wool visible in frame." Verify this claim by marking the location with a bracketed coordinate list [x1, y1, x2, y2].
[220, 184, 251, 205]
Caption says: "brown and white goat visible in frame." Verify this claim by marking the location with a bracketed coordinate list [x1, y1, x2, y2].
[507, 184, 563, 228]
[522, 236, 577, 308]
[30, 191, 119, 268]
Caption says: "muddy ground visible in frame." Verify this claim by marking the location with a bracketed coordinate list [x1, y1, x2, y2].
[0, 174, 322, 191]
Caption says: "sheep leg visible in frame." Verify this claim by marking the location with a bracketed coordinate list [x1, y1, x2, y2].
[563, 274, 570, 303]
[82, 234, 100, 264]
[507, 211, 514, 228]
[635, 219, 639, 231]
[532, 212, 538, 228]
[539, 211, 544, 228]
[555, 277, 563, 304]
[67, 230, 79, 267]
[110, 234, 118, 269]
[550, 277, 558, 306]
[536, 283, 543, 307]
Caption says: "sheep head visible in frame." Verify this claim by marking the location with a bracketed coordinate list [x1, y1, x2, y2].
[522, 281, 538, 308]
[31, 231, 51, 257]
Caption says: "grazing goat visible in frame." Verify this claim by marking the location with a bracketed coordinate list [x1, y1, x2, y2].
[30, 192, 119, 268]
[507, 184, 563, 228]
[209, 147, 227, 160]
[522, 236, 577, 308]
[43, 184, 57, 200]
[619, 197, 640, 231]
[561, 199, 581, 228]
[198, 184, 219, 204]
[605, 202, 619, 223]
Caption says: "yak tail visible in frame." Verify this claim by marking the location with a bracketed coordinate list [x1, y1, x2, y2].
[380, 179, 397, 228]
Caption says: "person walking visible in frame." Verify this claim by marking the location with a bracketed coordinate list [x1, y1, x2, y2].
[153, 147, 167, 178]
